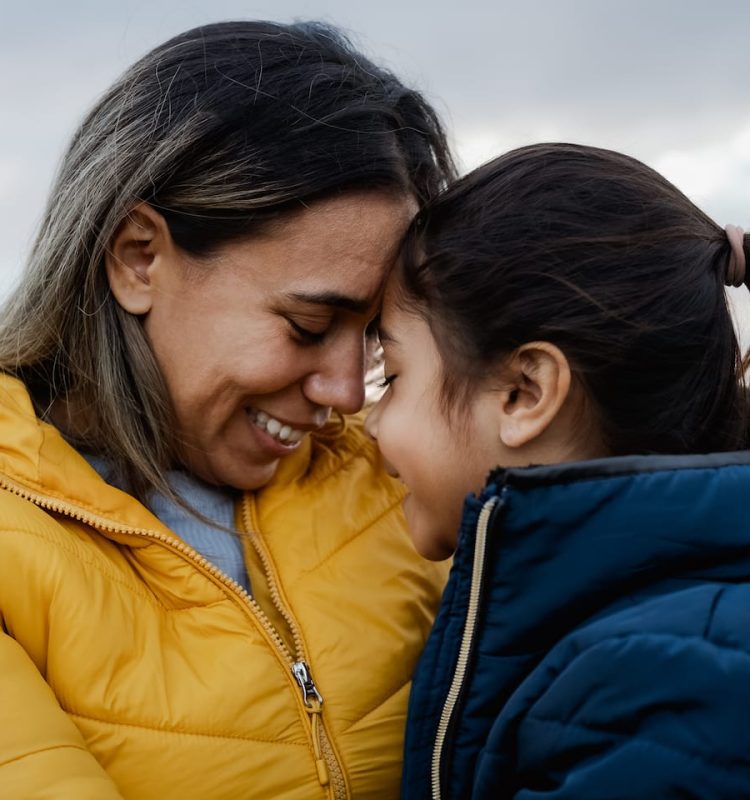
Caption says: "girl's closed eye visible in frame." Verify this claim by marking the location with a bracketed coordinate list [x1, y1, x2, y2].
[377, 373, 397, 388]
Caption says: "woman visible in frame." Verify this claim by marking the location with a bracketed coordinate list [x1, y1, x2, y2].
[365, 144, 750, 798]
[0, 21, 453, 799]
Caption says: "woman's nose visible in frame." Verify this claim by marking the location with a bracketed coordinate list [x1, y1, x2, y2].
[303, 342, 367, 416]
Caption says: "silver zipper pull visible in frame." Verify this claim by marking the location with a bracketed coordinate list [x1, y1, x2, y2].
[292, 661, 324, 707]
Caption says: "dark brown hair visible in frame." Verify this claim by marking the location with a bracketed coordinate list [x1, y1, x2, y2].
[0, 20, 455, 501]
[399, 143, 750, 455]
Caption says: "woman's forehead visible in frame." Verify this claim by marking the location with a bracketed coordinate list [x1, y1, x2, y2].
[192, 193, 415, 311]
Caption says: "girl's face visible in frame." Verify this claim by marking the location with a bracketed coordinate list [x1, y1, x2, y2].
[365, 276, 505, 560]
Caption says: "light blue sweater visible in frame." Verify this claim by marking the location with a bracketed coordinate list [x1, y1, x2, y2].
[86, 456, 251, 593]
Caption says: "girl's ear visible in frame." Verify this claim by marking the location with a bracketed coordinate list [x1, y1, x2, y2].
[496, 342, 571, 449]
[104, 203, 173, 315]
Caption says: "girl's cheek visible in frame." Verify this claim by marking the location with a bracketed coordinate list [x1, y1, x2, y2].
[379, 414, 403, 463]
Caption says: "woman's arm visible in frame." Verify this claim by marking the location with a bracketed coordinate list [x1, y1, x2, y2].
[1, 632, 123, 799]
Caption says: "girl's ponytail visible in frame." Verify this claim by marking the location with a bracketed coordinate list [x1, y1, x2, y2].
[724, 225, 747, 288]
[729, 228, 750, 380]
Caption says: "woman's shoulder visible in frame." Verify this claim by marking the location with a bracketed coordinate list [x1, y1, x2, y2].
[0, 486, 133, 583]
[0, 487, 153, 658]
[0, 486, 78, 546]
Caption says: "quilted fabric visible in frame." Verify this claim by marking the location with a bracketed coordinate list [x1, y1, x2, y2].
[403, 453, 750, 799]
[0, 374, 448, 799]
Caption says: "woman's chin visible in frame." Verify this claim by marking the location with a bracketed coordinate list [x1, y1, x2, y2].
[182, 451, 281, 491]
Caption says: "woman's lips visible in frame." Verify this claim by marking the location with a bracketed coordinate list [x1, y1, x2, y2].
[248, 408, 305, 444]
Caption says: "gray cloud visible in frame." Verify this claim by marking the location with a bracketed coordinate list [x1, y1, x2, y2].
[2, 0, 750, 294]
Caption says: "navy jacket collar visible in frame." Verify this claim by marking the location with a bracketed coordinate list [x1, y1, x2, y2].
[463, 451, 750, 652]
[404, 451, 750, 800]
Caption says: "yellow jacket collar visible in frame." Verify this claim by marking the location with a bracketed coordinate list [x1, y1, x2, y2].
[0, 373, 321, 540]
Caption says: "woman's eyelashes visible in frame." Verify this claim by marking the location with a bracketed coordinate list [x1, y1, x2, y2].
[286, 309, 384, 350]
[287, 317, 329, 345]
[287, 312, 383, 348]
[377, 373, 397, 388]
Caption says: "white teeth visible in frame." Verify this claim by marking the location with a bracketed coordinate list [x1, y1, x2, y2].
[249, 409, 304, 446]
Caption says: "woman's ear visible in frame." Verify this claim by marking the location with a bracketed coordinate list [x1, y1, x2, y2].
[497, 342, 571, 449]
[104, 203, 172, 315]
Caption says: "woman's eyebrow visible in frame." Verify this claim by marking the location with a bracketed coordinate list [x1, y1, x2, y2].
[286, 290, 373, 315]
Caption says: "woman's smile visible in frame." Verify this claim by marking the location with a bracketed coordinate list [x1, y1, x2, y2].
[246, 407, 311, 445]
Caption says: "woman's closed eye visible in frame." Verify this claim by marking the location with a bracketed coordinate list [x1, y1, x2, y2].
[287, 317, 329, 345]
[377, 373, 397, 388]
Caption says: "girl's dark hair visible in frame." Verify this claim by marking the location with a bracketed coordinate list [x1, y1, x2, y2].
[400, 142, 750, 455]
[0, 20, 455, 502]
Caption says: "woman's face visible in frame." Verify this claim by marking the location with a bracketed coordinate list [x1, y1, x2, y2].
[365, 276, 504, 560]
[140, 191, 415, 489]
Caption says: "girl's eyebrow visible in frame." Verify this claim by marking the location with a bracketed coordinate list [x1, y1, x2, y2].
[378, 324, 398, 345]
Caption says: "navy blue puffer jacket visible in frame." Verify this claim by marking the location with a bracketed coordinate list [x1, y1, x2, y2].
[402, 452, 750, 799]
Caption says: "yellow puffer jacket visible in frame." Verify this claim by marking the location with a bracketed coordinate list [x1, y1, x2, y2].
[0, 375, 448, 799]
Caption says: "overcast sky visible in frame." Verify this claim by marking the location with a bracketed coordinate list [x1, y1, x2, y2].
[3, 0, 750, 311]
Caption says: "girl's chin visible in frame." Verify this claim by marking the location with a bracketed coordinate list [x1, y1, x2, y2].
[414, 537, 456, 562]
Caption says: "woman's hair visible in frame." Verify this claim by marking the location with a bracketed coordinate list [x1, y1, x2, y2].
[0, 20, 455, 501]
[399, 142, 750, 456]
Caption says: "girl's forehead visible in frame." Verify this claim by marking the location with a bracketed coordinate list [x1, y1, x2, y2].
[379, 292, 433, 355]
[383, 267, 415, 311]
[382, 273, 401, 308]
[380, 278, 408, 338]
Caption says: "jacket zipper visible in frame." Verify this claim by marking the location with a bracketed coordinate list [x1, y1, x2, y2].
[0, 475, 346, 799]
[292, 661, 331, 786]
[430, 496, 499, 800]
[242, 497, 348, 799]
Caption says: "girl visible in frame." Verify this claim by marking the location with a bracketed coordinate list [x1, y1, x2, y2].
[366, 143, 750, 798]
